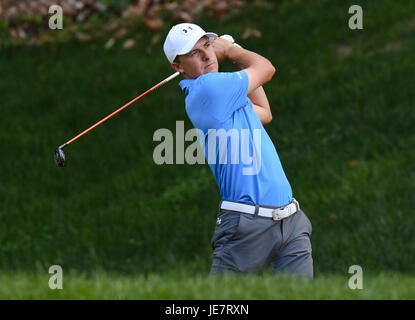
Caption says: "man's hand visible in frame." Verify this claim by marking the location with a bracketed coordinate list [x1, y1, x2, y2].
[212, 37, 234, 64]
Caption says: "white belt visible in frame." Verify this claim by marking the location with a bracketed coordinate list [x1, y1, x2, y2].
[220, 198, 300, 221]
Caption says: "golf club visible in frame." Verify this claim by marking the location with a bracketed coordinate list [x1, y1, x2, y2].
[54, 71, 180, 167]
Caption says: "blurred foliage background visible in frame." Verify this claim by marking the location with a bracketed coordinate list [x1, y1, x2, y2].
[0, 0, 246, 46]
[0, 0, 414, 293]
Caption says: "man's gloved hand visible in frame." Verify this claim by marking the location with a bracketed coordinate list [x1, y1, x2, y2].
[219, 35, 242, 48]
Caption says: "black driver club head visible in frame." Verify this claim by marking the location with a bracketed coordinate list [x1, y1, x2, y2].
[54, 144, 67, 167]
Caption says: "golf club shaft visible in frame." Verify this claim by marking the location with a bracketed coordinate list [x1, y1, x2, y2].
[64, 71, 180, 147]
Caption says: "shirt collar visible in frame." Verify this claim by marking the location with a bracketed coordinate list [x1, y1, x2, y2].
[179, 79, 194, 96]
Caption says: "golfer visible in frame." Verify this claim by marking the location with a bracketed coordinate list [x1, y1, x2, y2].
[163, 23, 313, 278]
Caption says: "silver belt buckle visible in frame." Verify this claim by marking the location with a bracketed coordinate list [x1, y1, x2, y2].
[272, 206, 290, 221]
[272, 209, 282, 221]
[272, 200, 296, 221]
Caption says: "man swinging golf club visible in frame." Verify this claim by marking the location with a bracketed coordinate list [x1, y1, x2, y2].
[163, 23, 313, 277]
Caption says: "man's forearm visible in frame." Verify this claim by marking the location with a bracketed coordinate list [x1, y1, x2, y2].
[249, 86, 273, 125]
[214, 37, 275, 93]
[235, 61, 273, 124]
[225, 44, 275, 96]
[226, 46, 269, 70]
[217, 40, 274, 124]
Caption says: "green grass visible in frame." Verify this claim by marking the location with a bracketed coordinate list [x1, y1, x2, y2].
[1, 271, 414, 299]
[0, 0, 414, 298]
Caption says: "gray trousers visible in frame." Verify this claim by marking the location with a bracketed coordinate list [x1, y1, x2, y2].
[210, 206, 313, 278]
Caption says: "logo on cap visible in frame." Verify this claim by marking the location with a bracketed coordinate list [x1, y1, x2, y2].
[181, 25, 194, 36]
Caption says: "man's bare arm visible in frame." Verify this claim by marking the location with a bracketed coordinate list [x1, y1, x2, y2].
[249, 87, 272, 125]
[213, 38, 276, 95]
[234, 52, 273, 124]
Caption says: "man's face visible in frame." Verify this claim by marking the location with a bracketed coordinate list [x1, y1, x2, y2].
[172, 36, 218, 79]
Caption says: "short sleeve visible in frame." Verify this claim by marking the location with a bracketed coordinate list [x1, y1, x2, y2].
[199, 70, 249, 122]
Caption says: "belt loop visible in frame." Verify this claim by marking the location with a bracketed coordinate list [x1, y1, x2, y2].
[254, 204, 259, 217]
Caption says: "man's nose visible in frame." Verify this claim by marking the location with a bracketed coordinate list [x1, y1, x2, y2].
[200, 49, 210, 61]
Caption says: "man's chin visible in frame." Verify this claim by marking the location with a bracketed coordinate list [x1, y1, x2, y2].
[204, 65, 218, 74]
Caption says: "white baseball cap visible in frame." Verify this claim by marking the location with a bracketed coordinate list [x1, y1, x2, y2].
[163, 23, 218, 63]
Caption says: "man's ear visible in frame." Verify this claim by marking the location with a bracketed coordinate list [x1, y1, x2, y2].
[171, 61, 184, 74]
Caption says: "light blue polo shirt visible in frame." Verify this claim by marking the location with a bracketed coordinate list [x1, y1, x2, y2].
[179, 70, 292, 207]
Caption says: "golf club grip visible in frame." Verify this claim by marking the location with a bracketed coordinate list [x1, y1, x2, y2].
[65, 72, 180, 146]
